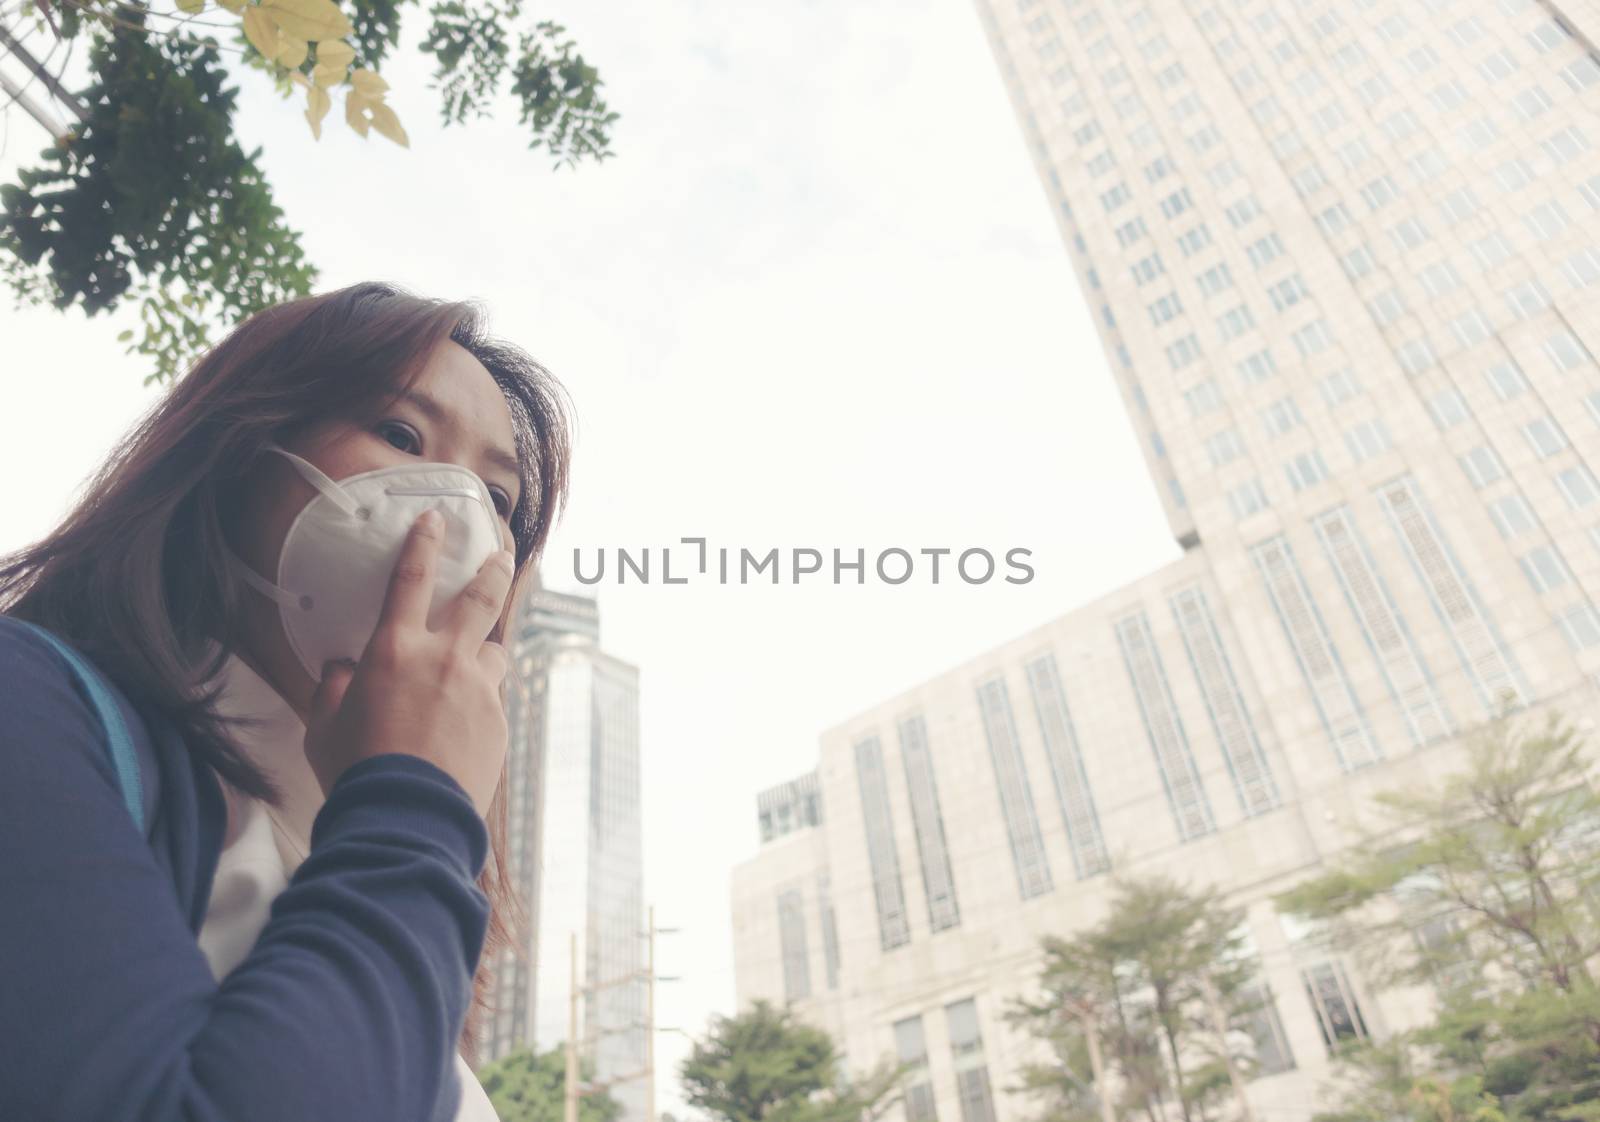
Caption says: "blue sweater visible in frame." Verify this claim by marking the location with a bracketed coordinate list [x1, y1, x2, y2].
[0, 614, 492, 1122]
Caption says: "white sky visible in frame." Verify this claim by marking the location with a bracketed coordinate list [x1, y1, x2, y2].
[0, 0, 1176, 1109]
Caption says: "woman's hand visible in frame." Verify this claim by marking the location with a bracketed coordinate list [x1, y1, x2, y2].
[303, 508, 514, 817]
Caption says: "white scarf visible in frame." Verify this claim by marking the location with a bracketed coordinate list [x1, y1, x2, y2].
[197, 650, 501, 1122]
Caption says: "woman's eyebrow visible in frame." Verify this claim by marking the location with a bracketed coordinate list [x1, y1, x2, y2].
[397, 388, 521, 486]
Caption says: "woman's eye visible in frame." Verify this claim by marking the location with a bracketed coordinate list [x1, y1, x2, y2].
[377, 421, 420, 454]
[489, 489, 512, 519]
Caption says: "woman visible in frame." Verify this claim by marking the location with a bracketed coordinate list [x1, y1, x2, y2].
[0, 280, 573, 1121]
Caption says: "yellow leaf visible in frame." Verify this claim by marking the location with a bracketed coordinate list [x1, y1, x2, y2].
[259, 0, 352, 43]
[349, 67, 388, 96]
[311, 61, 346, 88]
[368, 100, 409, 148]
[216, 0, 244, 10]
[275, 35, 308, 67]
[345, 89, 372, 137]
[288, 70, 310, 88]
[176, 0, 205, 14]
[315, 40, 354, 70]
[241, 7, 279, 59]
[305, 83, 331, 139]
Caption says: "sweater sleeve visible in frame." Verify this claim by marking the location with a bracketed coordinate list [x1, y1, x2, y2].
[0, 623, 491, 1122]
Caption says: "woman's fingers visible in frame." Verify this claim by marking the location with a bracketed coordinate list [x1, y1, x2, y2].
[375, 509, 445, 634]
[450, 549, 516, 649]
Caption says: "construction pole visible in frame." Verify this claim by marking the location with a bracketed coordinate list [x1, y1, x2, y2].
[1199, 976, 1256, 1122]
[645, 905, 656, 1122]
[565, 932, 579, 1122]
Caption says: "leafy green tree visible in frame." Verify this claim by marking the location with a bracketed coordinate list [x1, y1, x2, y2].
[1277, 710, 1600, 1121]
[476, 1045, 623, 1122]
[680, 999, 902, 1122]
[1007, 875, 1265, 1122]
[2, 0, 616, 383]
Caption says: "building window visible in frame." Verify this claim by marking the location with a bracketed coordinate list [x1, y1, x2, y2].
[1488, 494, 1538, 539]
[894, 1016, 937, 1122]
[1521, 545, 1572, 595]
[1449, 309, 1492, 350]
[1319, 368, 1361, 407]
[975, 677, 1054, 899]
[1217, 304, 1256, 341]
[1378, 476, 1526, 710]
[1268, 274, 1310, 312]
[898, 715, 961, 933]
[1525, 200, 1572, 242]
[1024, 652, 1110, 878]
[1504, 279, 1552, 319]
[1196, 262, 1234, 298]
[1237, 983, 1296, 1077]
[816, 872, 841, 989]
[1292, 320, 1334, 358]
[1523, 416, 1569, 458]
[1485, 361, 1528, 400]
[1557, 466, 1600, 510]
[1170, 585, 1280, 815]
[1167, 334, 1202, 369]
[1131, 253, 1165, 285]
[1564, 246, 1600, 289]
[1177, 224, 1213, 257]
[1559, 605, 1600, 650]
[1285, 449, 1330, 492]
[1302, 961, 1370, 1052]
[1205, 428, 1246, 468]
[776, 889, 811, 1002]
[1261, 396, 1303, 438]
[1229, 477, 1269, 518]
[1246, 232, 1286, 270]
[1345, 419, 1393, 463]
[1460, 445, 1506, 488]
[853, 735, 911, 951]
[1184, 379, 1224, 417]
[1250, 536, 1377, 769]
[1545, 330, 1592, 372]
[1428, 388, 1468, 429]
[1114, 611, 1215, 839]
[1238, 349, 1277, 387]
[945, 1000, 998, 1122]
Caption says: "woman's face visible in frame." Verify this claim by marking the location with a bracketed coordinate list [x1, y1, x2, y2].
[225, 339, 523, 717]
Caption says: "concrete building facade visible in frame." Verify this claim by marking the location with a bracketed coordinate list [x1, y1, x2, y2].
[731, 1, 1600, 1119]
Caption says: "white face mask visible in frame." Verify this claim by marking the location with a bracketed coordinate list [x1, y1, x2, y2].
[223, 442, 507, 683]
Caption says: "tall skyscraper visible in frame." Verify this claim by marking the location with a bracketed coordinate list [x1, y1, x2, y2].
[485, 582, 647, 1122]
[731, 3, 1600, 1120]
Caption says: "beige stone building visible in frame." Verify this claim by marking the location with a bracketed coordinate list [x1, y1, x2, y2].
[730, 1, 1600, 1119]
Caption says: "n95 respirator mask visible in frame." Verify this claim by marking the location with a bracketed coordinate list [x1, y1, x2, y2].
[223, 442, 506, 682]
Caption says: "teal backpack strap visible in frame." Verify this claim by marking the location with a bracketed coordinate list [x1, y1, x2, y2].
[10, 619, 146, 834]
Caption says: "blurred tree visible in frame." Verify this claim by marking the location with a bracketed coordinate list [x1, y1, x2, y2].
[1007, 875, 1264, 1122]
[1277, 710, 1600, 1121]
[680, 999, 903, 1122]
[476, 1045, 623, 1122]
[1, 0, 616, 383]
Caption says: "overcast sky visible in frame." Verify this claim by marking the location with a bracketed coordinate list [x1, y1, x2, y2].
[0, 0, 1176, 1108]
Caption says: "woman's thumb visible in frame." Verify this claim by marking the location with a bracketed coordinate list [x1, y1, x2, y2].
[309, 659, 356, 726]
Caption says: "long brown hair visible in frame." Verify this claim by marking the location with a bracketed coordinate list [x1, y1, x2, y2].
[0, 280, 573, 1064]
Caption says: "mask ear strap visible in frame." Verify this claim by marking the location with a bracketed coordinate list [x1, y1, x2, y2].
[223, 541, 314, 613]
[264, 442, 362, 518]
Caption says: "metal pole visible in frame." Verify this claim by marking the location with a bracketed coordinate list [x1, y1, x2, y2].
[566, 932, 579, 1122]
[645, 905, 656, 1122]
